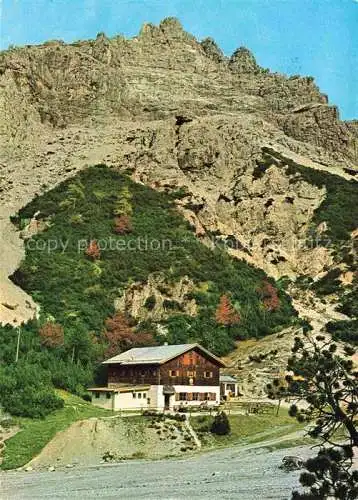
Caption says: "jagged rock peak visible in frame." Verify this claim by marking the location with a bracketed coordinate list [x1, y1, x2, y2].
[95, 32, 109, 41]
[139, 17, 192, 41]
[229, 46, 263, 74]
[159, 17, 185, 32]
[200, 37, 226, 64]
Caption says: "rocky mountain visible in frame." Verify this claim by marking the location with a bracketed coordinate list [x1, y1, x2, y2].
[0, 17, 357, 348]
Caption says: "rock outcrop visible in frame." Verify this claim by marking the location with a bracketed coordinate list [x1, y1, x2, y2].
[114, 273, 198, 321]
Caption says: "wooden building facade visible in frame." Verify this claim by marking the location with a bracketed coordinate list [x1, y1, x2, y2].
[89, 343, 225, 411]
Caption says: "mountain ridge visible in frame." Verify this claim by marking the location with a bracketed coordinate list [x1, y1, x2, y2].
[0, 17, 356, 342]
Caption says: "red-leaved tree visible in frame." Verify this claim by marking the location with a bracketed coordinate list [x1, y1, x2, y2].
[85, 240, 101, 260]
[258, 281, 280, 311]
[215, 294, 241, 326]
[39, 322, 65, 348]
[113, 215, 133, 235]
[103, 313, 155, 358]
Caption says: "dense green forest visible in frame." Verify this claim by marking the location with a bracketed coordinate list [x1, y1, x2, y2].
[0, 165, 298, 417]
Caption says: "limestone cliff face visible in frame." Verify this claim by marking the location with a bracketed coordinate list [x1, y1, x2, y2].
[0, 18, 357, 325]
[114, 273, 197, 322]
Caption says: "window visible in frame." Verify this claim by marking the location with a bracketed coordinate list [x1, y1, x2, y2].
[204, 371, 213, 378]
[142, 393, 147, 399]
[192, 393, 199, 401]
[95, 392, 100, 399]
[179, 392, 187, 401]
[132, 392, 136, 399]
[187, 370, 196, 377]
[106, 393, 111, 400]
[169, 370, 179, 377]
[138, 393, 142, 399]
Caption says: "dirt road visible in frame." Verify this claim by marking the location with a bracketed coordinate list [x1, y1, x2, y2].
[0, 444, 312, 499]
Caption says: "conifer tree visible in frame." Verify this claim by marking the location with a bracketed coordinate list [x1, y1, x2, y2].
[258, 280, 280, 311]
[85, 240, 101, 260]
[113, 215, 133, 234]
[39, 322, 65, 348]
[103, 313, 155, 357]
[215, 294, 241, 326]
[271, 332, 358, 499]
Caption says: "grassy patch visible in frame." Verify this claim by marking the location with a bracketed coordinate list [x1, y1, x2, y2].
[1, 391, 113, 470]
[190, 409, 305, 449]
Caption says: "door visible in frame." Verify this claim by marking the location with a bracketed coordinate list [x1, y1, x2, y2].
[164, 394, 170, 410]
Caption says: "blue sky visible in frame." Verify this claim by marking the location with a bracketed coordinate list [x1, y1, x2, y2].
[1, 0, 357, 119]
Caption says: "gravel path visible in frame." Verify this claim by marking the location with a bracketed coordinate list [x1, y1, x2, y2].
[0, 444, 312, 500]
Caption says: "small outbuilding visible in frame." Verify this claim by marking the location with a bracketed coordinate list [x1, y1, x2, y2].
[220, 374, 239, 400]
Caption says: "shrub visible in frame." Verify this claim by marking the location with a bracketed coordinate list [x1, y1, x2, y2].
[142, 410, 164, 419]
[167, 413, 186, 422]
[257, 281, 280, 311]
[113, 215, 133, 234]
[85, 240, 101, 260]
[338, 287, 358, 318]
[39, 322, 64, 348]
[0, 364, 64, 418]
[103, 313, 155, 358]
[210, 411, 231, 435]
[312, 269, 342, 296]
[163, 300, 182, 311]
[0, 418, 16, 429]
[326, 319, 358, 345]
[113, 186, 132, 216]
[144, 295, 156, 310]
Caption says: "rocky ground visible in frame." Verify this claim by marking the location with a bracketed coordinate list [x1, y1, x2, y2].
[0, 443, 314, 499]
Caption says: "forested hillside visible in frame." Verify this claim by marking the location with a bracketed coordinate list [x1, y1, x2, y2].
[0, 165, 297, 417]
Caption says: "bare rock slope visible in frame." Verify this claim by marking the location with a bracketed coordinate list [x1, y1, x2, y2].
[0, 18, 357, 325]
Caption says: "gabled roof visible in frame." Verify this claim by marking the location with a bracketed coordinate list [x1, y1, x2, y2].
[102, 343, 226, 367]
